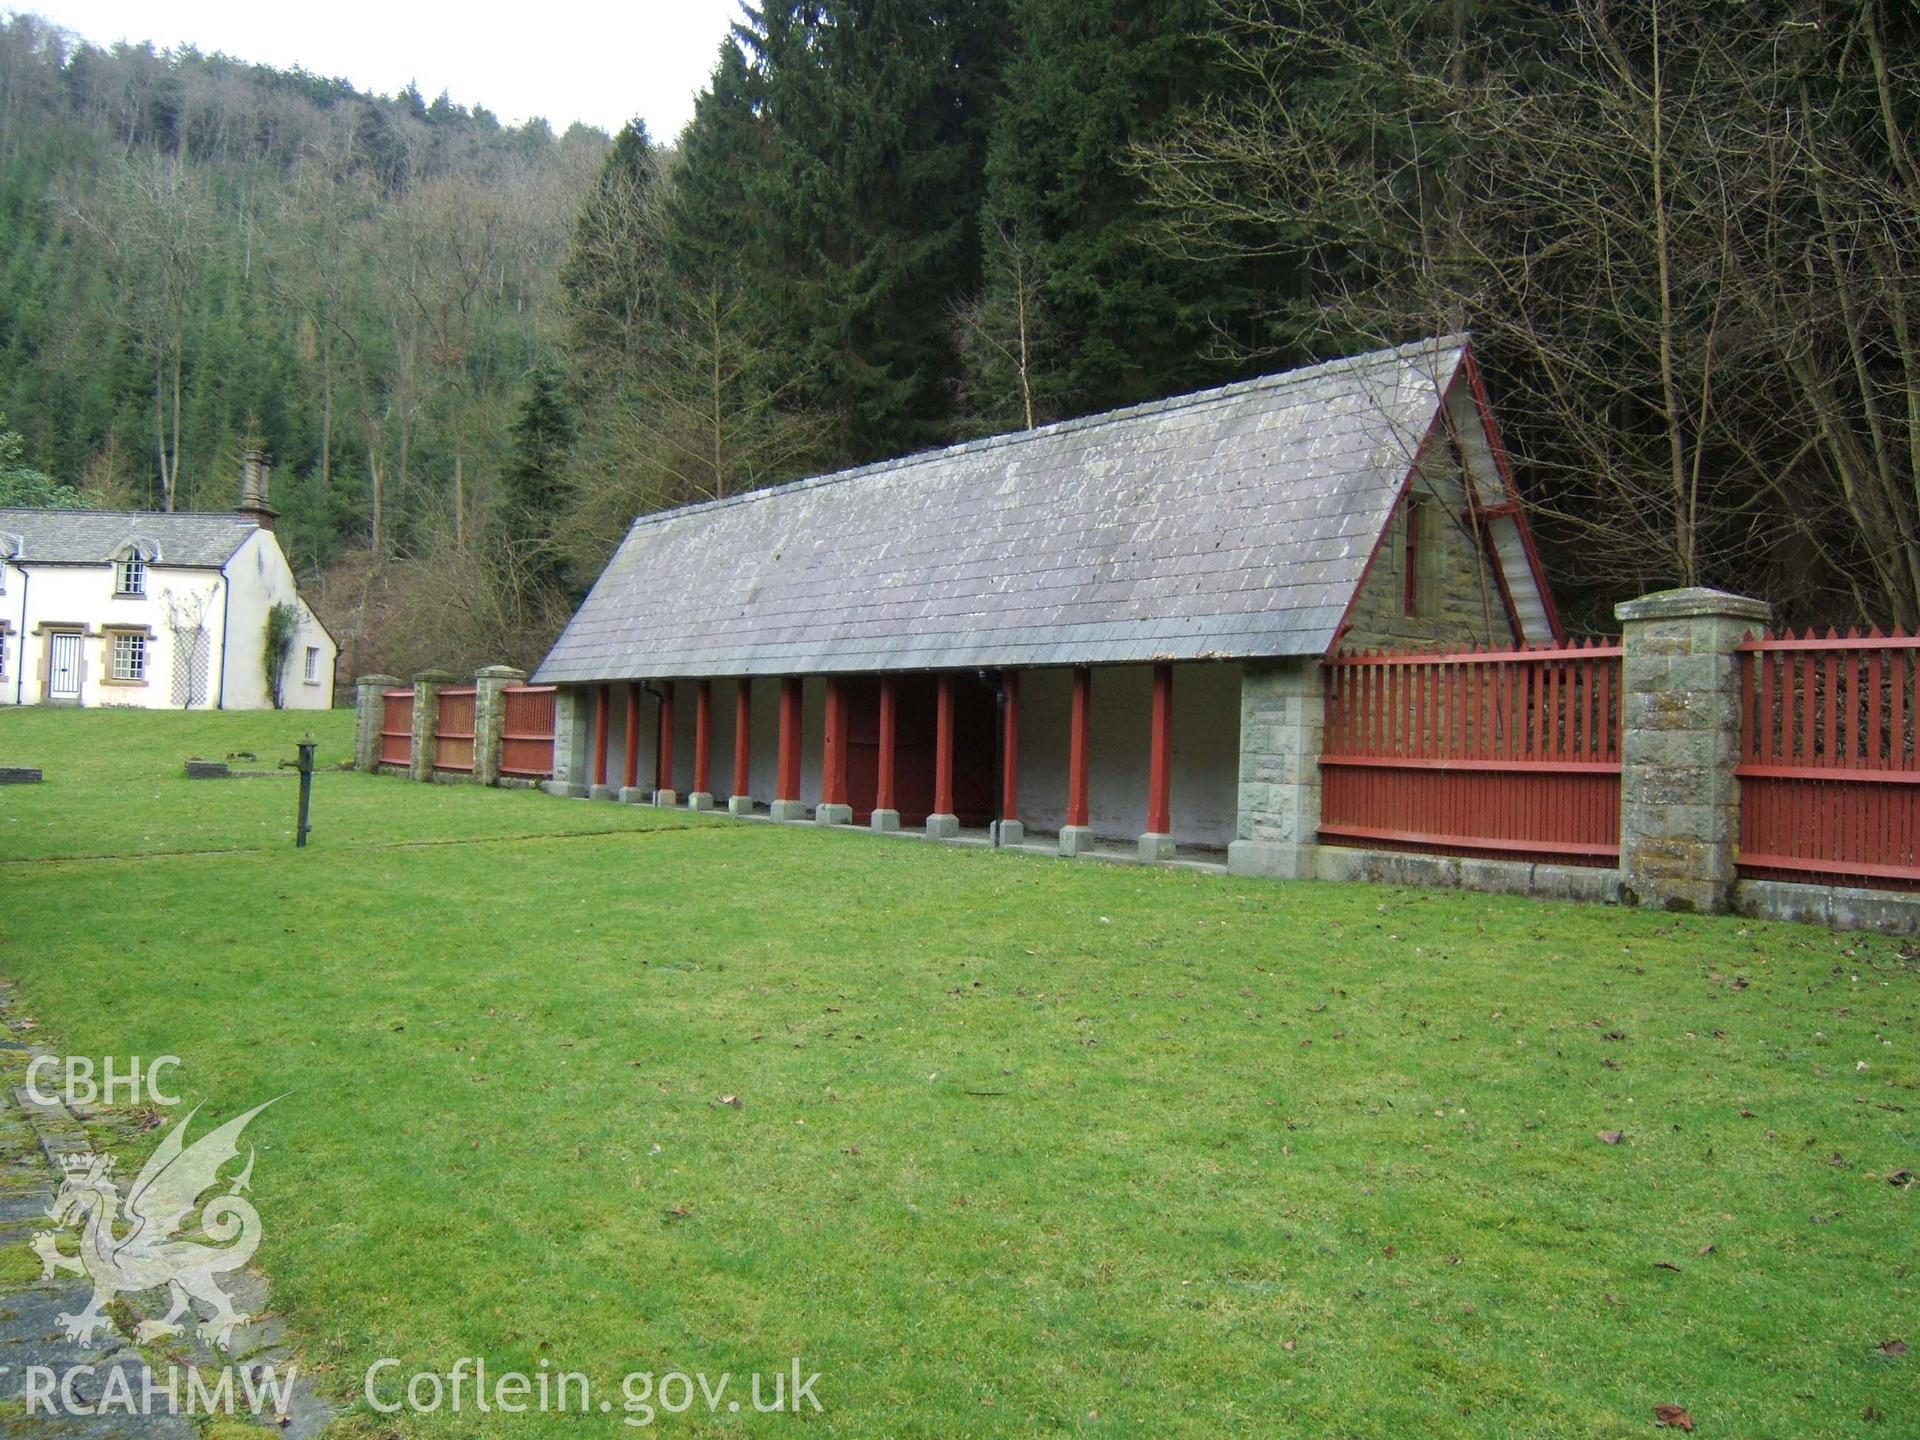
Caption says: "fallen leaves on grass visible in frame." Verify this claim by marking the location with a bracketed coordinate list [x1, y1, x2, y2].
[1654, 1261, 1683, 1273]
[663, 1206, 692, 1221]
[1880, 1339, 1909, 1357]
[1653, 1403, 1695, 1430]
[1598, 1130, 1624, 1145]
[717, 1094, 742, 1108]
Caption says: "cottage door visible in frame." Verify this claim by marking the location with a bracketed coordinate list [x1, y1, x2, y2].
[47, 632, 81, 701]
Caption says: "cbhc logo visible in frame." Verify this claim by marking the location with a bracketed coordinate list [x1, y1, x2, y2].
[24, 1056, 183, 1108]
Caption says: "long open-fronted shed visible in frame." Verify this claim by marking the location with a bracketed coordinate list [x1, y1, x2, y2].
[534, 336, 1558, 861]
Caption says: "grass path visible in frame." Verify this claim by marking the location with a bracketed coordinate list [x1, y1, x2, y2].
[0, 708, 1914, 1437]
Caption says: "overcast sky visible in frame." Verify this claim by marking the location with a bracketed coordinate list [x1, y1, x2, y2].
[25, 0, 742, 141]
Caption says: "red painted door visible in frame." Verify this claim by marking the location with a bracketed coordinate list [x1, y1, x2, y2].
[842, 675, 1000, 827]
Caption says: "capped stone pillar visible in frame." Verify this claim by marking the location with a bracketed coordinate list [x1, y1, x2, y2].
[353, 673, 400, 773]
[408, 670, 459, 783]
[1615, 587, 1770, 914]
[543, 685, 593, 798]
[471, 665, 526, 787]
[1227, 658, 1323, 880]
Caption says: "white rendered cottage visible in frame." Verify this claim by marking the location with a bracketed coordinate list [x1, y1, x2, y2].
[0, 459, 335, 710]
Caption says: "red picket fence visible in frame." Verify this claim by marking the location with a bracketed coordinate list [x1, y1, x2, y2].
[433, 686, 477, 772]
[500, 684, 557, 779]
[1738, 630, 1920, 888]
[1319, 640, 1623, 865]
[379, 689, 413, 767]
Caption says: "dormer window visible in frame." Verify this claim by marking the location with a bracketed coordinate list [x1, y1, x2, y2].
[116, 555, 145, 595]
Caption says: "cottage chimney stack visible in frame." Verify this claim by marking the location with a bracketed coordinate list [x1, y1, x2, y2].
[237, 449, 278, 531]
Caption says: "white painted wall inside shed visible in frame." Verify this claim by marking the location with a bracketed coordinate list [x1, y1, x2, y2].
[1014, 662, 1241, 848]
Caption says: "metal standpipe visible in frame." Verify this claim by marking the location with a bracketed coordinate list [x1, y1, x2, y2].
[289, 735, 316, 847]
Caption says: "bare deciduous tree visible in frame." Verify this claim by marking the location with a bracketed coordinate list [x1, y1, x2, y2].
[1138, 0, 1920, 625]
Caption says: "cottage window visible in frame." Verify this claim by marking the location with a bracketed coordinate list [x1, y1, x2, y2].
[304, 645, 319, 683]
[110, 630, 147, 682]
[0, 630, 8, 679]
[116, 556, 145, 596]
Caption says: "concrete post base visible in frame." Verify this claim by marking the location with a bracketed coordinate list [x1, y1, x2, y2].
[589, 784, 619, 801]
[653, 788, 678, 808]
[1058, 825, 1095, 858]
[687, 792, 714, 812]
[1137, 832, 1177, 863]
[925, 813, 960, 840]
[618, 786, 651, 804]
[815, 803, 852, 826]
[768, 799, 808, 822]
[870, 808, 901, 832]
[992, 819, 1025, 847]
[727, 795, 755, 817]
[542, 781, 589, 799]
[1227, 839, 1317, 880]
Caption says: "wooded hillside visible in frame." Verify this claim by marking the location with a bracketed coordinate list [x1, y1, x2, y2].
[0, 1, 1914, 681]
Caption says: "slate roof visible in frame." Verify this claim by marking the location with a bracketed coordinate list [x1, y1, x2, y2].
[536, 336, 1471, 683]
[0, 508, 258, 568]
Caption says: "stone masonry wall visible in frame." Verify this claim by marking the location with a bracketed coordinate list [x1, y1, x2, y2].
[1341, 455, 1512, 651]
[1227, 658, 1323, 879]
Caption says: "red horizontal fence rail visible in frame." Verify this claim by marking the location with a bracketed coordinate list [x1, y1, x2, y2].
[500, 684, 557, 779]
[1738, 629, 1920, 888]
[379, 689, 413, 767]
[1319, 640, 1623, 865]
[433, 686, 477, 772]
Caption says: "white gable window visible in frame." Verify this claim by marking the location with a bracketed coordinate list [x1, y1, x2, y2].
[116, 555, 145, 595]
[110, 630, 147, 682]
[303, 645, 319, 683]
[0, 629, 8, 678]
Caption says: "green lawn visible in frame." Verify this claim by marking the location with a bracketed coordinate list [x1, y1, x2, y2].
[0, 707, 1914, 1437]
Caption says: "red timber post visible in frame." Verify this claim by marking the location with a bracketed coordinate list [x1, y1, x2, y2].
[1139, 663, 1176, 861]
[770, 677, 807, 820]
[622, 681, 642, 796]
[655, 680, 679, 806]
[728, 679, 754, 816]
[592, 683, 612, 796]
[871, 676, 901, 831]
[818, 676, 853, 825]
[995, 670, 1024, 846]
[689, 679, 715, 810]
[1060, 666, 1094, 856]
[927, 673, 960, 838]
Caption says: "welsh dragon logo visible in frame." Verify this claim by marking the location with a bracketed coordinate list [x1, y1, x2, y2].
[31, 1101, 278, 1350]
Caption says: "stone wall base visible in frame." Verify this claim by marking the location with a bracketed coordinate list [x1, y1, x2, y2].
[1313, 846, 1623, 905]
[1227, 839, 1315, 880]
[1733, 879, 1920, 934]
